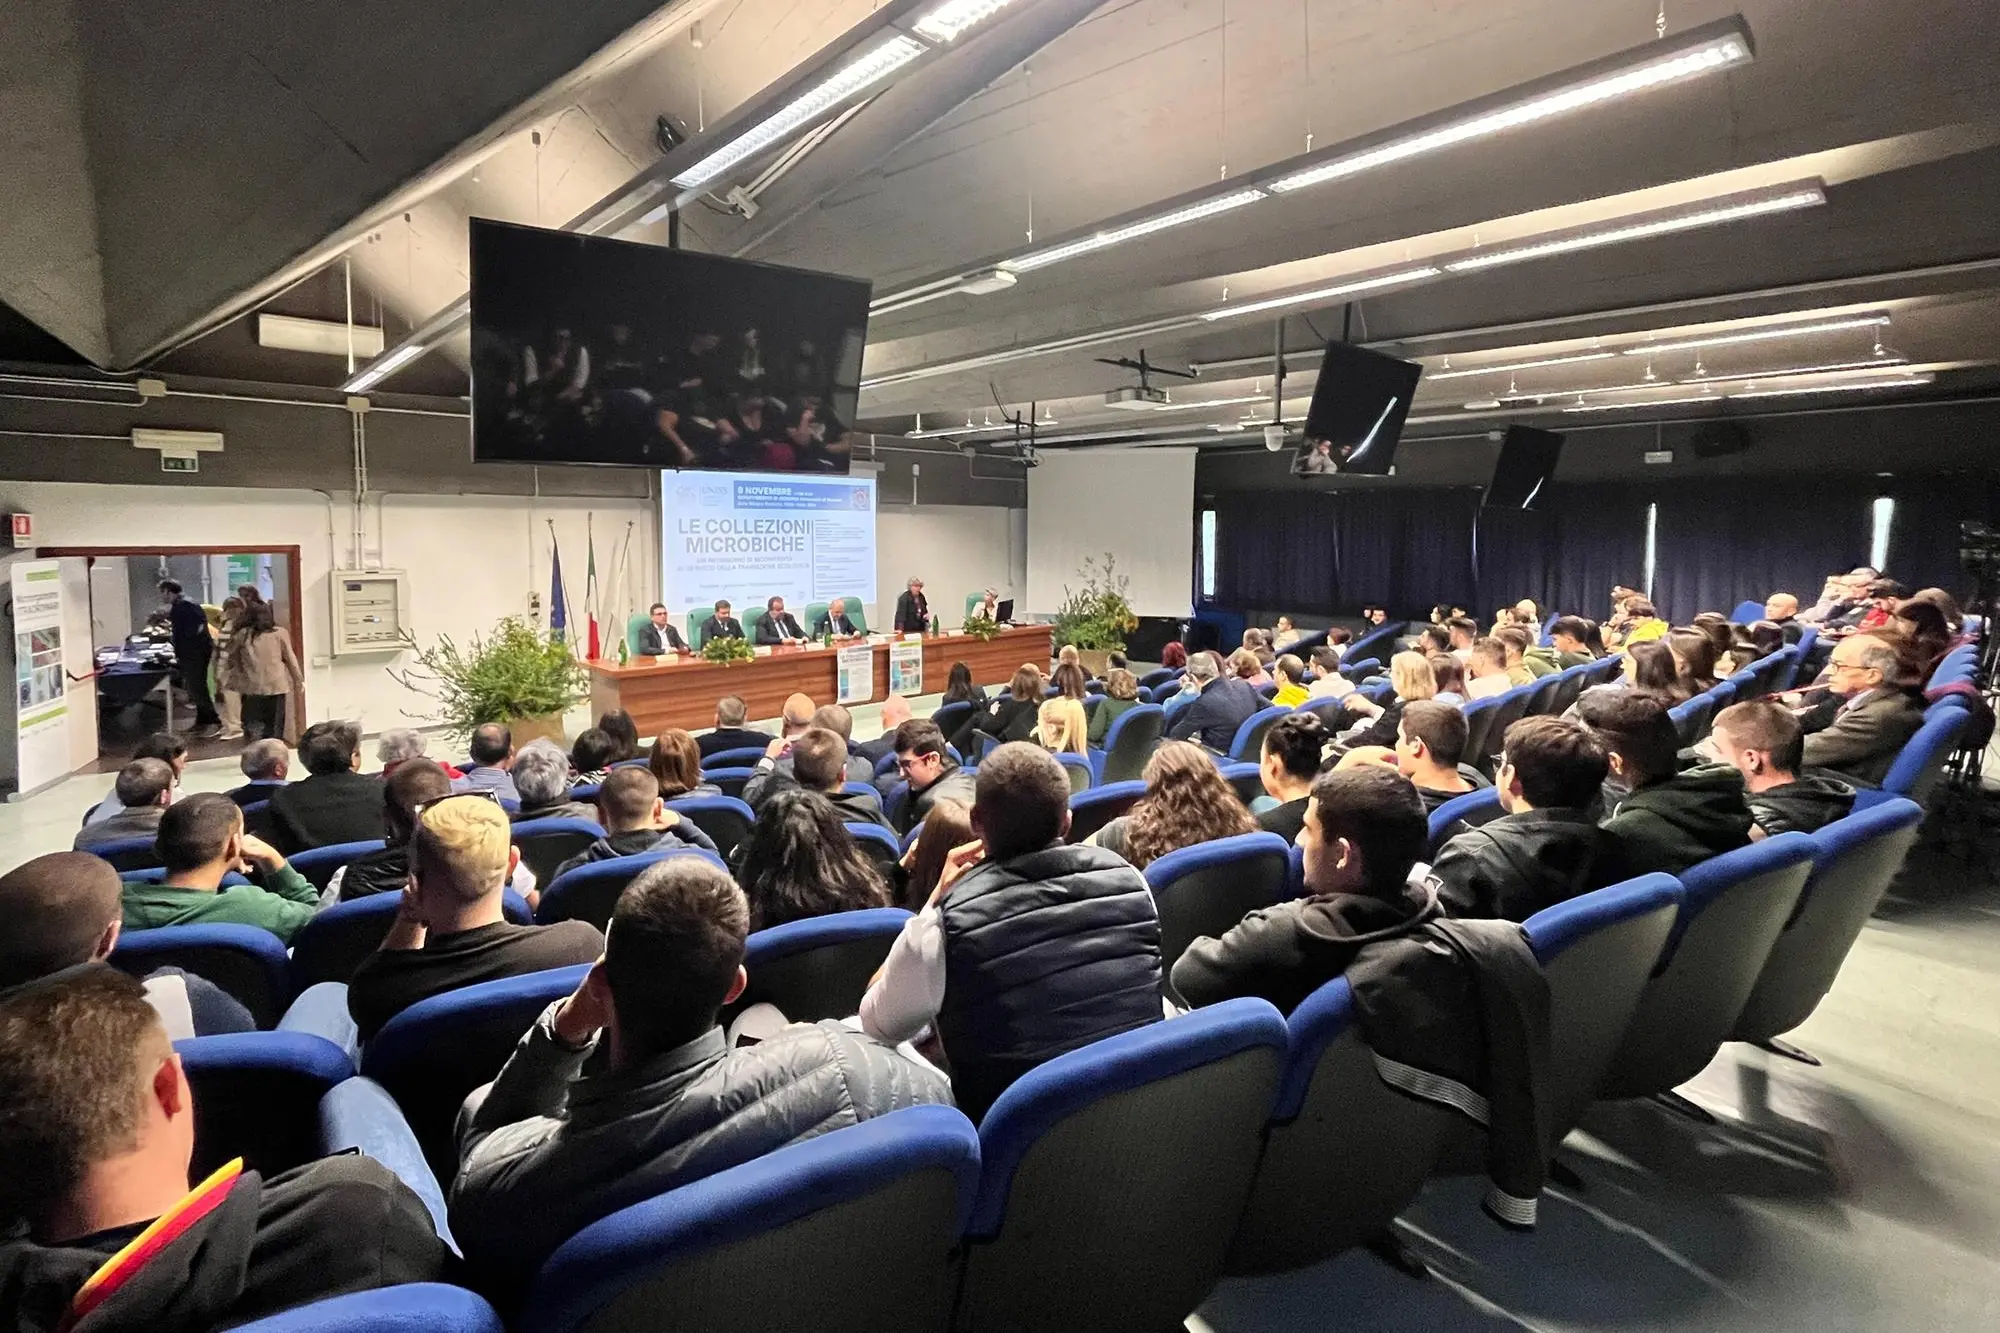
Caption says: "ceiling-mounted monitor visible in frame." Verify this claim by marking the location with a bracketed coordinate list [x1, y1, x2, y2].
[1483, 425, 1566, 509]
[469, 218, 871, 472]
[1292, 342, 1424, 477]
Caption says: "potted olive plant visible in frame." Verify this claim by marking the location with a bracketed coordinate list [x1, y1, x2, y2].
[391, 616, 588, 749]
[1051, 553, 1139, 677]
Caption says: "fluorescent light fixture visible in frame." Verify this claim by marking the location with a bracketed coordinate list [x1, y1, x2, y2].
[1266, 24, 1750, 194]
[1427, 351, 1616, 380]
[913, 0, 1022, 43]
[1727, 373, 1931, 399]
[1197, 266, 1441, 322]
[1001, 189, 1268, 274]
[132, 428, 225, 453]
[1620, 312, 1892, 355]
[1562, 392, 1722, 412]
[1688, 354, 1909, 381]
[257, 313, 384, 358]
[1444, 183, 1825, 273]
[345, 343, 428, 393]
[671, 35, 926, 191]
[1496, 380, 1663, 401]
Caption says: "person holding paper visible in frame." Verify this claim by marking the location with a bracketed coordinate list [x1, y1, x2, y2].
[755, 596, 806, 645]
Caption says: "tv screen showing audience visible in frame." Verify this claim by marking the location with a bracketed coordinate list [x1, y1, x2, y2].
[1293, 342, 1425, 478]
[1483, 426, 1566, 509]
[469, 219, 872, 473]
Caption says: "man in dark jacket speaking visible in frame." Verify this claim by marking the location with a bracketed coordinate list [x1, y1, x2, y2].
[1431, 716, 1616, 922]
[861, 743, 1164, 1120]
[452, 856, 951, 1291]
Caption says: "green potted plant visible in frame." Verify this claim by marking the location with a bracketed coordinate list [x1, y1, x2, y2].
[391, 616, 588, 749]
[701, 635, 757, 665]
[961, 610, 1003, 642]
[1052, 553, 1139, 676]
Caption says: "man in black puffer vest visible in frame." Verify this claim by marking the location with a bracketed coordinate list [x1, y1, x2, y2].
[332, 759, 453, 902]
[861, 743, 1164, 1121]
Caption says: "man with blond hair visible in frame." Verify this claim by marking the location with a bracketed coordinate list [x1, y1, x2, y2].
[347, 794, 603, 1040]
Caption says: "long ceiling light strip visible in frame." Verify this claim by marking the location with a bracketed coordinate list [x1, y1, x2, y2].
[914, 0, 1021, 42]
[1559, 372, 1933, 412]
[1488, 356, 1910, 404]
[1002, 190, 1267, 273]
[1619, 312, 1891, 356]
[1444, 183, 1825, 273]
[1267, 27, 1750, 194]
[1561, 392, 1723, 412]
[1728, 374, 1932, 399]
[346, 343, 427, 393]
[671, 35, 927, 190]
[1196, 266, 1442, 322]
[1426, 351, 1617, 380]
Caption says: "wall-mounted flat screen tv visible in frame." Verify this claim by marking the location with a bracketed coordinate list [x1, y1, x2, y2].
[1292, 342, 1424, 477]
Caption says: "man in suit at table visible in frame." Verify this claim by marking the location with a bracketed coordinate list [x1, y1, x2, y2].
[893, 577, 930, 633]
[814, 597, 860, 639]
[754, 596, 806, 645]
[699, 600, 745, 645]
[638, 603, 688, 656]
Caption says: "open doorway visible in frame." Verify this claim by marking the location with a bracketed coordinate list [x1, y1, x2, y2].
[42, 545, 307, 771]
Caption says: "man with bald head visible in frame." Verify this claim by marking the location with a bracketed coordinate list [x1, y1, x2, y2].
[347, 795, 604, 1040]
[0, 852, 253, 1037]
[746, 701, 874, 804]
[813, 597, 859, 638]
[1763, 591, 1805, 644]
[857, 695, 913, 766]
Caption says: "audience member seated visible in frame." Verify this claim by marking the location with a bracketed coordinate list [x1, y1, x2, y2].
[1272, 615, 1302, 651]
[1620, 640, 1681, 700]
[1729, 620, 1784, 674]
[349, 795, 604, 1042]
[953, 665, 1045, 754]
[1908, 586, 1965, 635]
[858, 695, 913, 765]
[1088, 669, 1142, 744]
[1889, 597, 1954, 679]
[1247, 629, 1277, 669]
[1853, 579, 1908, 633]
[1763, 591, 1805, 643]
[806, 703, 877, 784]
[1394, 700, 1490, 813]
[697, 694, 769, 759]
[1254, 714, 1328, 841]
[83, 734, 187, 829]
[1446, 616, 1480, 661]
[1057, 644, 1083, 671]
[1044, 662, 1085, 704]
[1711, 701, 1857, 839]
[862, 744, 1163, 1120]
[1495, 627, 1540, 685]
[331, 760, 455, 901]
[1798, 633, 1925, 785]
[1229, 647, 1272, 689]
[452, 723, 521, 804]
[1433, 717, 1612, 921]
[1579, 688, 1752, 878]
[568, 728, 619, 786]
[0, 853, 253, 1037]
[0, 969, 448, 1330]
[451, 858, 951, 1288]
[266, 720, 382, 853]
[749, 725, 890, 827]
[1325, 626, 1356, 658]
[1271, 653, 1310, 707]
[746, 706, 872, 806]
[1161, 642, 1189, 670]
[379, 728, 460, 779]
[1428, 652, 1469, 705]
[73, 759, 174, 853]
[1465, 638, 1513, 700]
[887, 720, 978, 834]
[1797, 568, 1875, 626]
[732, 787, 891, 930]
[1331, 651, 1438, 751]
[637, 603, 688, 656]
[603, 710, 644, 763]
[939, 662, 988, 709]
[227, 739, 290, 807]
[647, 728, 721, 801]
[119, 793, 322, 942]
[1690, 612, 1736, 666]
[1089, 740, 1257, 869]
[698, 599, 746, 645]
[1547, 616, 1599, 666]
[1171, 767, 1439, 1013]
[549, 769, 720, 885]
[512, 740, 600, 823]
[896, 798, 974, 912]
[1667, 627, 1720, 699]
[1167, 651, 1264, 751]
[1034, 697, 1090, 758]
[1617, 597, 1669, 646]
[1307, 647, 1351, 698]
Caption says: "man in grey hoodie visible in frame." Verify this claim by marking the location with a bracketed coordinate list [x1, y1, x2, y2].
[1711, 700, 1856, 839]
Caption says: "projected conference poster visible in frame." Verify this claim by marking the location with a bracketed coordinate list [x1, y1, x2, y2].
[663, 470, 877, 610]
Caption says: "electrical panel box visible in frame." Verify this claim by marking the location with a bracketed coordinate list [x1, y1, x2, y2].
[331, 570, 409, 654]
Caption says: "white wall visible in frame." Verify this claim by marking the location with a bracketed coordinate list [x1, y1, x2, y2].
[874, 505, 1024, 630]
[1026, 448, 1196, 617]
[11, 482, 656, 740]
[87, 555, 131, 649]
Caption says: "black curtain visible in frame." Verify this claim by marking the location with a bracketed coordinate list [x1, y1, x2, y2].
[1650, 480, 1871, 624]
[1332, 488, 1480, 614]
[1885, 475, 2000, 599]
[1476, 485, 1648, 621]
[1212, 492, 1341, 613]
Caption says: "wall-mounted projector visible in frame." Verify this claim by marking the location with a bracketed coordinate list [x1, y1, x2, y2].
[1104, 385, 1172, 410]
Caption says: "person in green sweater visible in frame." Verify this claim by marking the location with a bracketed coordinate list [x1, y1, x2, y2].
[120, 793, 322, 944]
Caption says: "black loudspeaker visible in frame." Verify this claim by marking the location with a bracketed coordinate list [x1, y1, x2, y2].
[1689, 421, 1751, 458]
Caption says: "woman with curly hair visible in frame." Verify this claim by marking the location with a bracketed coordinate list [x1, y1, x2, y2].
[1088, 740, 1255, 869]
[731, 787, 889, 930]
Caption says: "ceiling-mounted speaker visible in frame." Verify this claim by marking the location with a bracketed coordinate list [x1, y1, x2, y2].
[1689, 421, 1751, 458]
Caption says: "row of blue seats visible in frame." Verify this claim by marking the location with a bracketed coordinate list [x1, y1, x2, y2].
[205, 790, 1926, 1332]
